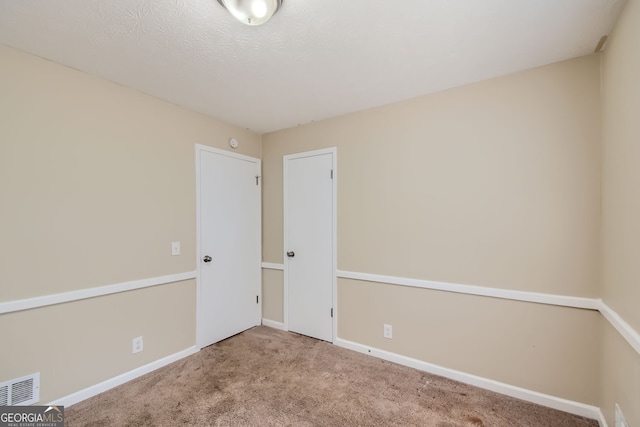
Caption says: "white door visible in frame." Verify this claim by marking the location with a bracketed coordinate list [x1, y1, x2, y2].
[284, 148, 336, 342]
[197, 145, 261, 348]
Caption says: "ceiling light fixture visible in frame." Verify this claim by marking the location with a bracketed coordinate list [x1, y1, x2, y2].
[217, 0, 283, 26]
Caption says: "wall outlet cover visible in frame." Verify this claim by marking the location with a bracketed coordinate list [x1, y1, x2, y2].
[133, 336, 143, 354]
[383, 324, 393, 339]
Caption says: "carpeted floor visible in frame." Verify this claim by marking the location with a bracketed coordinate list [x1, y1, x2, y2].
[66, 326, 597, 426]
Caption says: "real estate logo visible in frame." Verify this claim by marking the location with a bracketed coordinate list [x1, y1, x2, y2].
[0, 406, 64, 427]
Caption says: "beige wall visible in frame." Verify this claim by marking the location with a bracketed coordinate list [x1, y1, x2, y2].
[600, 0, 640, 425]
[262, 55, 602, 403]
[262, 269, 284, 323]
[2, 281, 195, 404]
[264, 55, 601, 297]
[0, 44, 260, 301]
[0, 44, 261, 402]
[600, 321, 640, 426]
[601, 0, 640, 335]
[339, 279, 600, 405]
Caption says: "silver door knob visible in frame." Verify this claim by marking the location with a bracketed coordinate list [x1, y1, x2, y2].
[287, 251, 295, 258]
[203, 255, 212, 263]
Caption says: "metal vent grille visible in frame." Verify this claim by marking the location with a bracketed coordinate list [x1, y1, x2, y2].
[0, 373, 39, 406]
[0, 385, 8, 406]
[12, 378, 35, 404]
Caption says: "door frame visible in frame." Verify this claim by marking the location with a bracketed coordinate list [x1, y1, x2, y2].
[195, 144, 262, 349]
[283, 147, 337, 342]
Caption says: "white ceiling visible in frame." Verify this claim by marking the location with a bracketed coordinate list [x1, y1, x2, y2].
[0, 0, 627, 133]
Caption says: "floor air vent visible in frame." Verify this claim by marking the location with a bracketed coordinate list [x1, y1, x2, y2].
[0, 373, 40, 406]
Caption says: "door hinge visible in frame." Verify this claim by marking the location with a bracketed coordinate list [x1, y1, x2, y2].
[330, 308, 333, 318]
[255, 175, 260, 186]
[256, 295, 259, 304]
[330, 169, 333, 179]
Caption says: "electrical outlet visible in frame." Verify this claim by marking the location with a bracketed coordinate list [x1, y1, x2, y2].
[383, 324, 393, 339]
[615, 404, 629, 427]
[132, 336, 143, 354]
[171, 241, 181, 256]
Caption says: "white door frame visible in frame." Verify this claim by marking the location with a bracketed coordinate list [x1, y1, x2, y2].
[195, 144, 262, 349]
[283, 147, 337, 342]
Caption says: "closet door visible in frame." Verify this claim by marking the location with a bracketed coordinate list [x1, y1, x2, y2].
[284, 148, 336, 342]
[197, 145, 261, 348]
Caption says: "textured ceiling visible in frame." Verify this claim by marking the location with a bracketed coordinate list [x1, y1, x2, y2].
[0, 0, 627, 133]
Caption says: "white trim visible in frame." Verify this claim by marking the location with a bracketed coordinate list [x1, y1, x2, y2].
[262, 318, 286, 331]
[48, 346, 198, 407]
[334, 337, 602, 422]
[599, 300, 640, 356]
[283, 147, 337, 342]
[0, 271, 196, 315]
[195, 144, 203, 349]
[257, 159, 263, 327]
[194, 143, 263, 163]
[598, 408, 609, 427]
[283, 151, 289, 331]
[332, 152, 338, 344]
[337, 270, 599, 310]
[261, 262, 285, 271]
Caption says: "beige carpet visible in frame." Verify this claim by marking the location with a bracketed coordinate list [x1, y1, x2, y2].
[66, 326, 597, 426]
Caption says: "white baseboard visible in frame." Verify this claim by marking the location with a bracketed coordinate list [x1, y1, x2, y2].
[262, 318, 286, 331]
[597, 408, 609, 427]
[334, 337, 602, 423]
[48, 346, 199, 407]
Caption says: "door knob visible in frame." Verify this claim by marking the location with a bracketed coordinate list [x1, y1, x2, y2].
[287, 251, 295, 258]
[203, 255, 212, 263]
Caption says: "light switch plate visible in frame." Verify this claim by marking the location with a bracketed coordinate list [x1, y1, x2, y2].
[171, 241, 181, 256]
